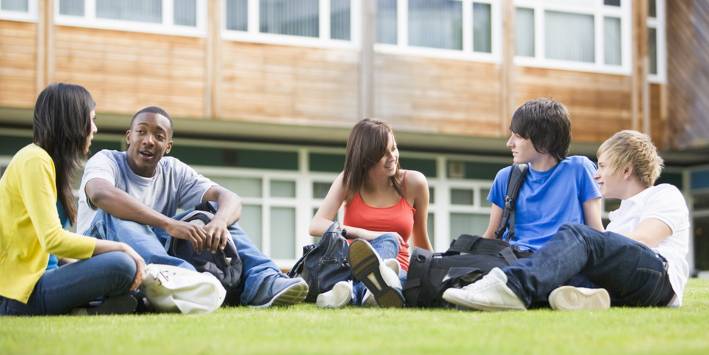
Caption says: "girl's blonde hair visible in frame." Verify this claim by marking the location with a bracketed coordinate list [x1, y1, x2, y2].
[597, 130, 664, 187]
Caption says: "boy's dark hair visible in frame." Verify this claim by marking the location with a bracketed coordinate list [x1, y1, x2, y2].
[130, 106, 173, 133]
[510, 98, 571, 162]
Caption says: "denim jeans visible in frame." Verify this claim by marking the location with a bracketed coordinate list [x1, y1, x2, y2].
[503, 223, 675, 308]
[84, 209, 282, 305]
[352, 233, 407, 305]
[0, 252, 136, 316]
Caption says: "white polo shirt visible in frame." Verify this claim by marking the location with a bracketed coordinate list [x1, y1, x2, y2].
[606, 184, 690, 307]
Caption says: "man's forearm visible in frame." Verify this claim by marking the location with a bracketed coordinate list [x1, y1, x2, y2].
[90, 186, 172, 229]
[212, 192, 241, 226]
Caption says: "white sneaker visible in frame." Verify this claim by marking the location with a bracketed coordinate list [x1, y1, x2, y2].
[442, 268, 526, 311]
[361, 259, 400, 307]
[348, 240, 404, 308]
[316, 281, 353, 308]
[548, 286, 610, 311]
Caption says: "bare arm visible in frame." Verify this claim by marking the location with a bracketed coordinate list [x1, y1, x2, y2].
[583, 197, 604, 232]
[408, 171, 432, 250]
[309, 173, 396, 240]
[482, 204, 503, 239]
[85, 177, 208, 251]
[627, 218, 672, 248]
[200, 185, 242, 252]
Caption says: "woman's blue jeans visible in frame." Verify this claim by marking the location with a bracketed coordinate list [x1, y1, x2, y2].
[0, 251, 136, 315]
[503, 223, 675, 307]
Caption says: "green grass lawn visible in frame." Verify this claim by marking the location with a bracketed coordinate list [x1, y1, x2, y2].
[2, 279, 709, 355]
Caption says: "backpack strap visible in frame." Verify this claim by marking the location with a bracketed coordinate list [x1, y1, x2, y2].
[494, 164, 528, 241]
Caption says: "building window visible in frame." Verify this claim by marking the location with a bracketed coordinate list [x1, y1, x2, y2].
[647, 0, 666, 82]
[223, 0, 353, 46]
[55, 0, 205, 36]
[376, 0, 499, 60]
[514, 0, 631, 74]
[0, 0, 36, 21]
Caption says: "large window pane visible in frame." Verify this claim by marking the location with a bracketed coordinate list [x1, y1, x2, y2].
[330, 0, 350, 40]
[59, 0, 84, 16]
[450, 213, 489, 240]
[174, 0, 196, 26]
[648, 27, 657, 74]
[604, 0, 620, 6]
[481, 187, 491, 207]
[427, 212, 435, 248]
[450, 188, 474, 205]
[648, 0, 657, 18]
[1, 0, 28, 11]
[409, 0, 462, 50]
[226, 0, 248, 31]
[515, 7, 534, 57]
[544, 11, 594, 63]
[260, 0, 319, 37]
[271, 180, 296, 198]
[312, 182, 331, 199]
[96, 0, 162, 23]
[376, 0, 397, 44]
[240, 205, 262, 249]
[473, 2, 491, 53]
[210, 177, 262, 198]
[271, 207, 296, 259]
[604, 17, 622, 65]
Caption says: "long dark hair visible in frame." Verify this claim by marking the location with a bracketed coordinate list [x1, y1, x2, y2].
[33, 83, 95, 224]
[342, 118, 402, 200]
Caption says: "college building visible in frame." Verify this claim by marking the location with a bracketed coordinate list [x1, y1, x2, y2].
[1, 0, 708, 272]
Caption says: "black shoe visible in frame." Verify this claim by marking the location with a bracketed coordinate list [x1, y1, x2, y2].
[86, 294, 138, 315]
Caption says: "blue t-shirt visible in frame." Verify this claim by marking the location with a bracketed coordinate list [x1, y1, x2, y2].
[46, 201, 70, 271]
[488, 156, 601, 251]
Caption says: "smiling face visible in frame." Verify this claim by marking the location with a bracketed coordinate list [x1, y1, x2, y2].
[506, 132, 544, 164]
[371, 132, 399, 178]
[595, 151, 629, 199]
[125, 112, 173, 177]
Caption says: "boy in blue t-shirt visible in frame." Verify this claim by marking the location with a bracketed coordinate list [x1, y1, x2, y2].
[482, 98, 603, 251]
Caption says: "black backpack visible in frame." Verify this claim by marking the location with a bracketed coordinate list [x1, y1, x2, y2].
[288, 222, 352, 302]
[169, 203, 244, 306]
[403, 164, 529, 308]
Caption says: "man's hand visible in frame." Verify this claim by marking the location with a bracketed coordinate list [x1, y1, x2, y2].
[203, 218, 230, 253]
[165, 220, 209, 252]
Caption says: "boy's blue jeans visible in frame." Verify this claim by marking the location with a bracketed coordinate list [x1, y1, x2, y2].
[0, 251, 136, 315]
[503, 223, 675, 307]
[84, 209, 282, 305]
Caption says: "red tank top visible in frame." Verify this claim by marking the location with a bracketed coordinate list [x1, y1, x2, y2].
[343, 184, 415, 271]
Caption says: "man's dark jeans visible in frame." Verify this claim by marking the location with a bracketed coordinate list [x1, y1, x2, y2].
[504, 223, 674, 307]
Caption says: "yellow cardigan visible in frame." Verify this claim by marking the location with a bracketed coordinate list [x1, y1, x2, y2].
[0, 144, 96, 303]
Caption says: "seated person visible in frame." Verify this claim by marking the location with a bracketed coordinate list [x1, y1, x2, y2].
[309, 118, 432, 308]
[1, 83, 143, 316]
[76, 106, 307, 308]
[482, 98, 603, 251]
[444, 130, 689, 310]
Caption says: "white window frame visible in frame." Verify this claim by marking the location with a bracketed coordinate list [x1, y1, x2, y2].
[647, 0, 666, 83]
[513, 0, 632, 75]
[221, 0, 359, 50]
[54, 0, 207, 37]
[375, 0, 501, 63]
[0, 0, 37, 22]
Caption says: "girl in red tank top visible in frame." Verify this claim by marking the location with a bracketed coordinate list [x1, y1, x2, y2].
[309, 119, 432, 308]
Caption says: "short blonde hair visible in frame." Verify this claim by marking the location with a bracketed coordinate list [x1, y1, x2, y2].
[597, 130, 664, 187]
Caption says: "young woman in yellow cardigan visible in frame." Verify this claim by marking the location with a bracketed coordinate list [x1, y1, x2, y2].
[0, 83, 144, 315]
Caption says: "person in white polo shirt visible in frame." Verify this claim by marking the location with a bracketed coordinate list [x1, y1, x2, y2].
[443, 130, 690, 311]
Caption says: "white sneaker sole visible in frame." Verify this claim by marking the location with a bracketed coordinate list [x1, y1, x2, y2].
[548, 286, 610, 311]
[442, 288, 526, 311]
